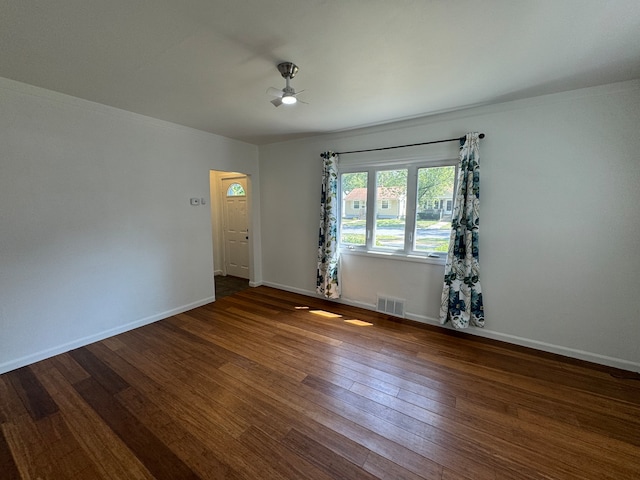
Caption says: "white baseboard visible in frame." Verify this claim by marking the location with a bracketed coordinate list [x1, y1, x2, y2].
[261, 282, 639, 372]
[403, 312, 640, 372]
[0, 296, 215, 375]
[261, 282, 372, 310]
[7, 282, 636, 374]
[261, 281, 311, 295]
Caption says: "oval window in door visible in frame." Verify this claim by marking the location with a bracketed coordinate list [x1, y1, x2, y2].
[226, 183, 246, 197]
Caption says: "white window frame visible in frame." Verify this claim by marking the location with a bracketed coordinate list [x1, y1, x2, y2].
[338, 156, 457, 264]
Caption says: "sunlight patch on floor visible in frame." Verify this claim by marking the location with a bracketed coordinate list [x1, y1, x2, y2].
[309, 310, 343, 318]
[344, 319, 373, 326]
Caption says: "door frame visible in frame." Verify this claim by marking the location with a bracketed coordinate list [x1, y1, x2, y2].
[211, 172, 252, 279]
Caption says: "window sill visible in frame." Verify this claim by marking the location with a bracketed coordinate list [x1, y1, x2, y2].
[339, 247, 447, 266]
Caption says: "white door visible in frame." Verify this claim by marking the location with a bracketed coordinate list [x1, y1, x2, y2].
[221, 177, 250, 279]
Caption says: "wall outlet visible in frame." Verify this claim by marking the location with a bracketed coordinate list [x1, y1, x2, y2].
[190, 198, 200, 206]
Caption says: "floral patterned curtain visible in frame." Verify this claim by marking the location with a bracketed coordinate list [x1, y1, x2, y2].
[316, 152, 341, 298]
[440, 133, 484, 328]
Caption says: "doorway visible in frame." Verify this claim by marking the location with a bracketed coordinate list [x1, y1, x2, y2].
[210, 171, 251, 297]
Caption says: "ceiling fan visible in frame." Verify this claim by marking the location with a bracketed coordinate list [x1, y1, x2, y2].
[267, 62, 306, 107]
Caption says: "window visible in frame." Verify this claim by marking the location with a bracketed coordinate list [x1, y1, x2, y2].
[374, 169, 407, 250]
[341, 172, 368, 246]
[226, 183, 246, 196]
[414, 166, 456, 255]
[339, 161, 456, 259]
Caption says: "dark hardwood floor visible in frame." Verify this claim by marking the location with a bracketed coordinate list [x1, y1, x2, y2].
[1, 286, 639, 479]
[214, 275, 250, 299]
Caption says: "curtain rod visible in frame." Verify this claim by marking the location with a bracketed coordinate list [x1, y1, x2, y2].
[334, 133, 485, 156]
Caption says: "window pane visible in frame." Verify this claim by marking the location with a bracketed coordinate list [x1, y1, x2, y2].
[341, 172, 368, 246]
[415, 166, 456, 255]
[374, 169, 407, 249]
[226, 183, 246, 196]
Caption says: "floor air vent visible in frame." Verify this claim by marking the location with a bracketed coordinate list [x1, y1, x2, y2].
[376, 295, 405, 318]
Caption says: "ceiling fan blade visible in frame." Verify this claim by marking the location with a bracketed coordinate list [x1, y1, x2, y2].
[270, 97, 283, 107]
[266, 87, 284, 98]
[293, 89, 305, 96]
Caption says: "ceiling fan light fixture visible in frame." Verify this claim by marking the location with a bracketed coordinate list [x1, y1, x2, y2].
[281, 94, 297, 105]
[267, 61, 305, 107]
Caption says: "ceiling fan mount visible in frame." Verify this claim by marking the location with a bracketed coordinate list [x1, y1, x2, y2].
[277, 62, 298, 80]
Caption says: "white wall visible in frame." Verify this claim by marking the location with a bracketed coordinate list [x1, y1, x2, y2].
[259, 80, 640, 371]
[2, 76, 637, 374]
[0, 78, 259, 373]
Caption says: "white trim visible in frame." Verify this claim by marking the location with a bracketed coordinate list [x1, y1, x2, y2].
[402, 313, 640, 372]
[259, 79, 640, 149]
[262, 281, 380, 313]
[261, 281, 317, 298]
[262, 281, 639, 372]
[0, 297, 214, 375]
[5, 276, 636, 373]
[340, 248, 447, 266]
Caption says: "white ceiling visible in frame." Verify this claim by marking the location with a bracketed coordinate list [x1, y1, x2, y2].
[1, 1, 639, 145]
